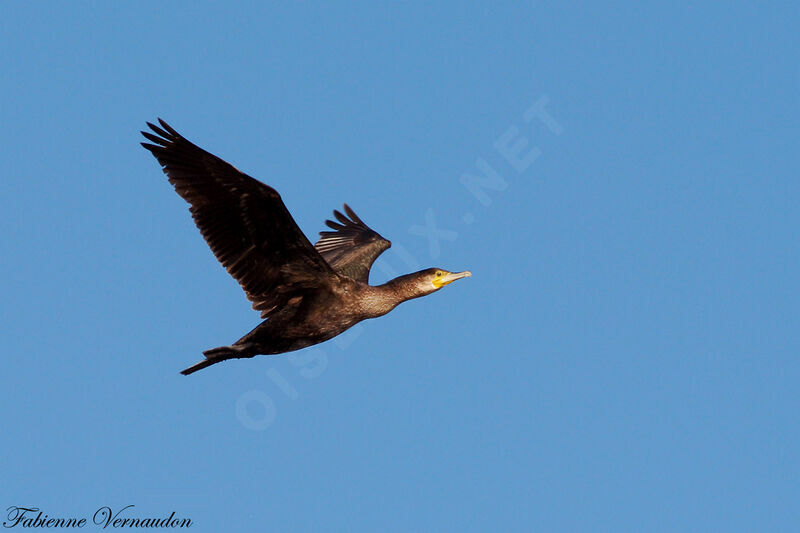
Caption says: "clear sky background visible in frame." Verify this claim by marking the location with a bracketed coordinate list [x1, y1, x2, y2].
[2, 2, 798, 532]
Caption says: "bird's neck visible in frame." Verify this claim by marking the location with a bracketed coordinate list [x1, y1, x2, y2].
[362, 275, 424, 318]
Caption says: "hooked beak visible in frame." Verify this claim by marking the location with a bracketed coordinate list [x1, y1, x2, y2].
[439, 270, 472, 286]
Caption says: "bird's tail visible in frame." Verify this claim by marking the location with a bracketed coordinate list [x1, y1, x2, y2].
[180, 344, 253, 376]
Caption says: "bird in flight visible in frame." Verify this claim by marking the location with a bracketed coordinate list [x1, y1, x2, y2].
[141, 119, 472, 375]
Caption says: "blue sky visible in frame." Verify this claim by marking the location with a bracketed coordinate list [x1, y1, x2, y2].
[2, 2, 799, 531]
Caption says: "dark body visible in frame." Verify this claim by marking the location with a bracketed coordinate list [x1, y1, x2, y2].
[235, 273, 418, 355]
[141, 119, 470, 375]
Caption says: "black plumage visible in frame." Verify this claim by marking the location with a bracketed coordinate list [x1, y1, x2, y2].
[141, 119, 471, 375]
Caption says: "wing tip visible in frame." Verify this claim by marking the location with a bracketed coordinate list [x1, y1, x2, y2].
[140, 141, 160, 153]
[158, 118, 180, 137]
[343, 203, 359, 222]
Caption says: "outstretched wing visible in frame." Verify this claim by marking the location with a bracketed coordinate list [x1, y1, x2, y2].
[314, 204, 391, 283]
[141, 118, 336, 318]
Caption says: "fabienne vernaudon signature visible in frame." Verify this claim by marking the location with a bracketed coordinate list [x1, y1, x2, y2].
[3, 506, 192, 529]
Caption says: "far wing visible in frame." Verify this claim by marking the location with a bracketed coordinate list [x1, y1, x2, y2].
[314, 204, 391, 283]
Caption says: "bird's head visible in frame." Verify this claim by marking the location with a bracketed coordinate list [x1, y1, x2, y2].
[408, 268, 472, 296]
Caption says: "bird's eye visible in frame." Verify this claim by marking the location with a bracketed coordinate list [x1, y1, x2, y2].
[436, 271, 443, 277]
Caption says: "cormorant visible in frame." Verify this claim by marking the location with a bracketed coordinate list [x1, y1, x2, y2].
[141, 119, 472, 375]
